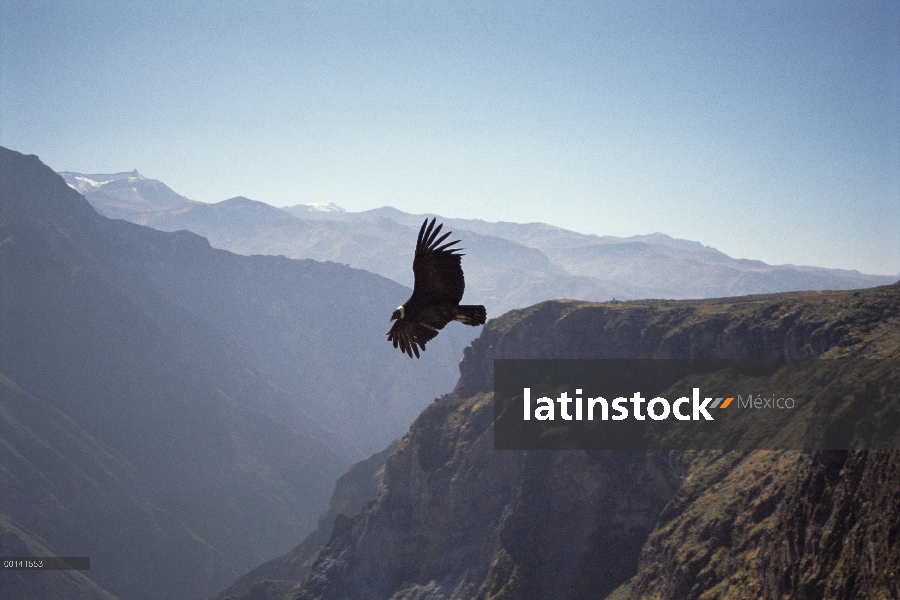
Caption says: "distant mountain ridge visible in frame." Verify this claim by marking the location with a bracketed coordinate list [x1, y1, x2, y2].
[61, 171, 896, 315]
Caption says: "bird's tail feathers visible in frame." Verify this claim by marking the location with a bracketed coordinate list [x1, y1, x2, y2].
[454, 305, 487, 326]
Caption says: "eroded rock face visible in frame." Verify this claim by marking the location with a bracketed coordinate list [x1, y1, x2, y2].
[759, 451, 900, 599]
[295, 283, 900, 600]
[298, 392, 521, 599]
[627, 449, 900, 600]
[296, 392, 681, 600]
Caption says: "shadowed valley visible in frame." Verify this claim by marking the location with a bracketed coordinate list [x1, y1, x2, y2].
[0, 148, 470, 599]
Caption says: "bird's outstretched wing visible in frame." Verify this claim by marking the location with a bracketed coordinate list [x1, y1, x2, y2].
[387, 319, 440, 358]
[412, 218, 465, 305]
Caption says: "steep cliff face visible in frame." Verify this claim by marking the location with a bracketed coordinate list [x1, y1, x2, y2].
[296, 398, 679, 600]
[293, 283, 900, 600]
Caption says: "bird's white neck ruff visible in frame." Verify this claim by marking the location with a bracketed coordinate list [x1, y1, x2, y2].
[397, 305, 405, 319]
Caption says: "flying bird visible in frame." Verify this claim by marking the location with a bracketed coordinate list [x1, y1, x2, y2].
[387, 218, 487, 358]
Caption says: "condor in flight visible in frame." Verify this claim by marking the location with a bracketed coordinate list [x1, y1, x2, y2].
[387, 218, 487, 358]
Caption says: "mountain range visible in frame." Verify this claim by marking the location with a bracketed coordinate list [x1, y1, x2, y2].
[0, 148, 472, 599]
[5, 152, 897, 599]
[59, 170, 896, 316]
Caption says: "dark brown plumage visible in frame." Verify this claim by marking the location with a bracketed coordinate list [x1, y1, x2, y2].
[387, 218, 486, 358]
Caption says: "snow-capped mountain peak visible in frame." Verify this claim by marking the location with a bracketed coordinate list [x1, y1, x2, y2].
[59, 170, 143, 194]
[303, 202, 345, 213]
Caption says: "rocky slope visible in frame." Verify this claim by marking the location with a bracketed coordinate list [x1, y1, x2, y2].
[286, 282, 900, 599]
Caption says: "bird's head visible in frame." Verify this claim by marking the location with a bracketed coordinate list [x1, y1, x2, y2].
[390, 305, 405, 321]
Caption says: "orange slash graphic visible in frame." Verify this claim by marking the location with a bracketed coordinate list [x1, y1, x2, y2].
[719, 397, 734, 409]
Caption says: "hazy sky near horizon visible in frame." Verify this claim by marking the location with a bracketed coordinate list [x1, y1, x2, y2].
[2, 1, 898, 275]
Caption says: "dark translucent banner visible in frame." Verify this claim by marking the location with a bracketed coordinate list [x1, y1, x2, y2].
[1, 557, 90, 570]
[493, 360, 900, 450]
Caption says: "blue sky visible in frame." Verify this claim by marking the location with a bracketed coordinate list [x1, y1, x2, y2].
[2, 1, 898, 275]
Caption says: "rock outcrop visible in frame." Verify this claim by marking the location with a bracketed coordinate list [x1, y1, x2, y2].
[291, 283, 900, 599]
